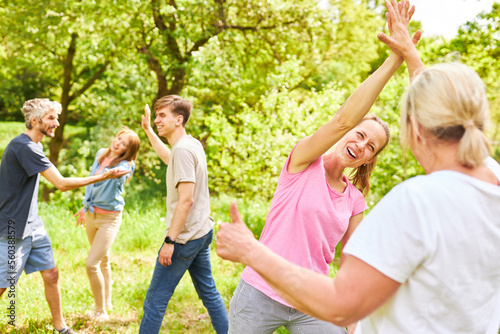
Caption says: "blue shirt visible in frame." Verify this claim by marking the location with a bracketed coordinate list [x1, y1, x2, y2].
[0, 134, 53, 239]
[83, 149, 135, 213]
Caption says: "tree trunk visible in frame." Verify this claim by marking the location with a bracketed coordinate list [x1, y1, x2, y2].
[42, 33, 77, 201]
[40, 32, 111, 201]
[155, 66, 185, 103]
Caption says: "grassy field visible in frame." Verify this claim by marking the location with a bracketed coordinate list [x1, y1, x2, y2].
[2, 121, 499, 333]
[0, 121, 282, 333]
[0, 195, 319, 333]
[0, 200, 256, 334]
[0, 121, 302, 333]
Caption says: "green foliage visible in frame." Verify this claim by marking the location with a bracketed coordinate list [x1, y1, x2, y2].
[0, 0, 458, 202]
[203, 83, 346, 200]
[1, 0, 500, 200]
[0, 122, 26, 159]
[0, 0, 154, 167]
[1, 1, 500, 331]
[414, 2, 500, 159]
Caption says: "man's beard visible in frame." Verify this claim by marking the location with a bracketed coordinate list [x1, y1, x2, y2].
[40, 124, 56, 138]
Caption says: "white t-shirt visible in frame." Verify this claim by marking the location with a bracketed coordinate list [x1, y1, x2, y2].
[165, 135, 214, 244]
[344, 157, 500, 334]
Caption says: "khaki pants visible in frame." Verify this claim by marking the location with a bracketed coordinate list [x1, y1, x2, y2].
[85, 211, 122, 312]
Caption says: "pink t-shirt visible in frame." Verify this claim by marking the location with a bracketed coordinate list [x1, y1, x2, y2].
[241, 146, 368, 306]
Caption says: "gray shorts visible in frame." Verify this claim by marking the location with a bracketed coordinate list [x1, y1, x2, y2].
[0, 227, 56, 288]
[229, 279, 347, 334]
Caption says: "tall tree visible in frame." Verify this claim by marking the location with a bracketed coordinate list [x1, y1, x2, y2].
[1, 0, 144, 200]
[1, 0, 135, 166]
[182, 0, 389, 199]
[133, 0, 347, 104]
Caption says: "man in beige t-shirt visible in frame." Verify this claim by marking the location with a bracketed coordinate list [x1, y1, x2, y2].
[165, 134, 213, 243]
[139, 95, 228, 334]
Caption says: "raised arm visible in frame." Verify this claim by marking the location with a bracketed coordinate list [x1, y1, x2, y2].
[289, 0, 420, 173]
[41, 166, 129, 192]
[141, 104, 171, 165]
[289, 53, 402, 173]
[378, 0, 424, 81]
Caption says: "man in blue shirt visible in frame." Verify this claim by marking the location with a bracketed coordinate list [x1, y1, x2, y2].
[0, 98, 128, 334]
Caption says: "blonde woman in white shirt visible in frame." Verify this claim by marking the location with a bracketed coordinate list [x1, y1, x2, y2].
[216, 1, 500, 333]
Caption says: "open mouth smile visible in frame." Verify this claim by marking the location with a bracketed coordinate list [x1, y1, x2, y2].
[347, 147, 357, 159]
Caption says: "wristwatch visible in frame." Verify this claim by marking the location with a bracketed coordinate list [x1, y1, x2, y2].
[164, 236, 175, 244]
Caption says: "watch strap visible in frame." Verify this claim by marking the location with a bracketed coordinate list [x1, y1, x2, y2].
[164, 236, 175, 244]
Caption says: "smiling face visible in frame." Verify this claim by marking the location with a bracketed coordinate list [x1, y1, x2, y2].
[154, 106, 183, 138]
[336, 119, 388, 168]
[36, 110, 59, 138]
[110, 133, 131, 157]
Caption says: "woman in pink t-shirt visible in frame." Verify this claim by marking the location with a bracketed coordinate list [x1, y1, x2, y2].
[228, 16, 419, 334]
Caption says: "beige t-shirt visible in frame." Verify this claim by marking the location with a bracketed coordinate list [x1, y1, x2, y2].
[165, 135, 213, 244]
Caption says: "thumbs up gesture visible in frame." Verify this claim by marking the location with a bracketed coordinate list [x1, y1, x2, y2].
[216, 201, 258, 265]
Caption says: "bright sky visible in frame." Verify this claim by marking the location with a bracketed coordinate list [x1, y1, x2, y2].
[411, 0, 496, 38]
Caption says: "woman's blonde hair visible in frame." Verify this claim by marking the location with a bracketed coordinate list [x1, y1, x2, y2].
[98, 127, 141, 178]
[349, 115, 391, 196]
[401, 63, 490, 168]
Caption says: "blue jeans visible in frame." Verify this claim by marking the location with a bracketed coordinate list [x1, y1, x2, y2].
[229, 279, 346, 334]
[139, 230, 228, 334]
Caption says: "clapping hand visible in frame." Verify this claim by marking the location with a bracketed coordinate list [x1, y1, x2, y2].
[377, 0, 421, 57]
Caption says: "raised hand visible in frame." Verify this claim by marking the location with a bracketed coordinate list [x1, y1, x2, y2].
[378, 0, 421, 57]
[216, 201, 257, 265]
[141, 104, 153, 131]
[378, 0, 424, 80]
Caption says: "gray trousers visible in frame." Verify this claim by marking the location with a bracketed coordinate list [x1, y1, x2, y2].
[229, 279, 347, 334]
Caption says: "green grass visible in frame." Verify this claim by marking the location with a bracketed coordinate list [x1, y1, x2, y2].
[0, 196, 340, 333]
[0, 200, 247, 333]
[0, 121, 345, 333]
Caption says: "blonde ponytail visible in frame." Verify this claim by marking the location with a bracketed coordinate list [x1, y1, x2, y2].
[401, 63, 490, 168]
[457, 124, 490, 168]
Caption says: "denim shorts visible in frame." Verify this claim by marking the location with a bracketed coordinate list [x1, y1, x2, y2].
[0, 227, 56, 288]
